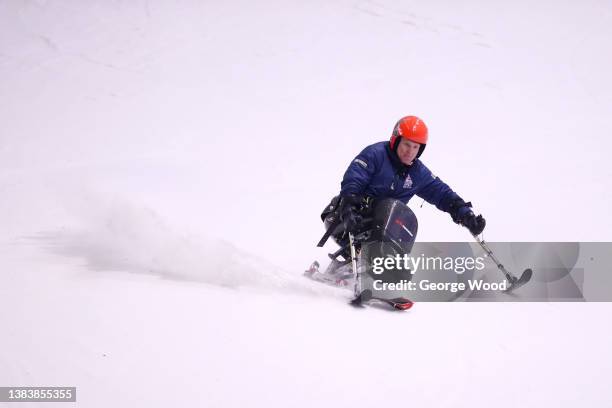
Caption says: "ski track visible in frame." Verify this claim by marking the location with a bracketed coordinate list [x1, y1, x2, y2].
[29, 196, 333, 297]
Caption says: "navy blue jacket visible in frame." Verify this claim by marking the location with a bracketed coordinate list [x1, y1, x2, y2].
[340, 141, 464, 215]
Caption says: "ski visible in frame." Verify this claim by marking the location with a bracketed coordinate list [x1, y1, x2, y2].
[350, 289, 413, 310]
[305, 261, 413, 310]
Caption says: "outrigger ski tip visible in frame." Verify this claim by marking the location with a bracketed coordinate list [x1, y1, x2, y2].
[473, 234, 533, 294]
[503, 268, 533, 293]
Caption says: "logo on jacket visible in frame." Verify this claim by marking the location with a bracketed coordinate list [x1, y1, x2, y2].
[403, 174, 413, 189]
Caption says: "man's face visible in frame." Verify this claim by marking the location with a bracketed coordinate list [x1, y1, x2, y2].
[396, 138, 421, 165]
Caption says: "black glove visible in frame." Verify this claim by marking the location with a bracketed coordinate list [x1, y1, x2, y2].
[340, 194, 363, 234]
[448, 198, 486, 235]
[342, 209, 363, 233]
[461, 212, 486, 235]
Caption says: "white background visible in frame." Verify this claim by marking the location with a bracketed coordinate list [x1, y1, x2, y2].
[1, 1, 611, 407]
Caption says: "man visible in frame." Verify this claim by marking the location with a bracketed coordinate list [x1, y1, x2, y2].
[324, 115, 485, 254]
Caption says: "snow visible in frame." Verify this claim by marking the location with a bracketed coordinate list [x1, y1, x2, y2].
[1, 0, 611, 406]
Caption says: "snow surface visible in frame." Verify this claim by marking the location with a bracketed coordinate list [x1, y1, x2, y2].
[1, 0, 611, 407]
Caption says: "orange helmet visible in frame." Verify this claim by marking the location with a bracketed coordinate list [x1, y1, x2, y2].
[389, 116, 428, 155]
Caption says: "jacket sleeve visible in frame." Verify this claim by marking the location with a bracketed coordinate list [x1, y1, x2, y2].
[415, 164, 463, 214]
[340, 145, 381, 197]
